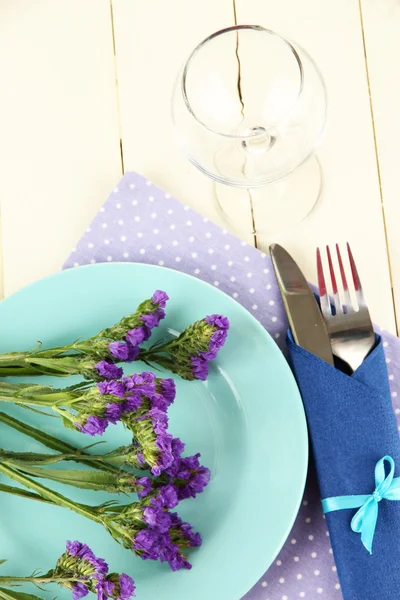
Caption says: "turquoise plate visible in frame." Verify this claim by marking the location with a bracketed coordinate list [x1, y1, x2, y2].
[0, 263, 307, 600]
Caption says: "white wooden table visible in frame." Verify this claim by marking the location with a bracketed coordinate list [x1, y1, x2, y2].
[1, 0, 399, 334]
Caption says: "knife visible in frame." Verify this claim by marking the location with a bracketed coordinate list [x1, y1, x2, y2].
[270, 243, 334, 365]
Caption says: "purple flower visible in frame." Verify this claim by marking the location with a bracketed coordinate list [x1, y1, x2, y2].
[155, 307, 166, 321]
[141, 326, 152, 341]
[66, 540, 108, 574]
[109, 341, 129, 360]
[124, 393, 143, 413]
[143, 506, 172, 533]
[66, 540, 85, 556]
[150, 392, 170, 412]
[97, 380, 126, 398]
[105, 402, 123, 424]
[134, 528, 160, 557]
[95, 577, 115, 600]
[123, 392, 143, 413]
[155, 484, 179, 509]
[143, 408, 168, 434]
[141, 372, 157, 383]
[180, 523, 202, 547]
[190, 356, 209, 381]
[171, 437, 185, 458]
[109, 341, 139, 362]
[133, 528, 191, 571]
[199, 348, 217, 361]
[205, 314, 230, 330]
[169, 554, 192, 572]
[141, 313, 160, 329]
[164, 439, 186, 477]
[137, 476, 152, 499]
[178, 466, 211, 500]
[77, 415, 108, 436]
[152, 435, 174, 475]
[137, 453, 146, 465]
[170, 512, 183, 527]
[125, 327, 146, 347]
[179, 453, 201, 471]
[123, 373, 157, 398]
[118, 573, 136, 599]
[201, 330, 228, 360]
[160, 378, 176, 405]
[211, 329, 228, 348]
[63, 541, 136, 598]
[152, 290, 169, 308]
[165, 452, 210, 498]
[96, 360, 123, 380]
[170, 513, 202, 547]
[155, 430, 172, 452]
[72, 581, 89, 600]
[157, 537, 177, 565]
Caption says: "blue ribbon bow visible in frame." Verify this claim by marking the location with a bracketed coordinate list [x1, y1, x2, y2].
[322, 456, 400, 554]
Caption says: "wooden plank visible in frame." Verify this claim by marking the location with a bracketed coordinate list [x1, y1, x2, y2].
[360, 0, 400, 333]
[234, 0, 396, 332]
[111, 0, 257, 242]
[0, 0, 122, 296]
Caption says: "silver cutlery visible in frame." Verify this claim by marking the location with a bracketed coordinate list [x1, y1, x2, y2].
[270, 244, 334, 365]
[316, 243, 375, 372]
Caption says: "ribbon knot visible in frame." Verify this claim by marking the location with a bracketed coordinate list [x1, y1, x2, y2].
[322, 456, 400, 554]
[372, 490, 382, 502]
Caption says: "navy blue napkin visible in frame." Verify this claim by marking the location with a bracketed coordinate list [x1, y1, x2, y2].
[287, 334, 400, 600]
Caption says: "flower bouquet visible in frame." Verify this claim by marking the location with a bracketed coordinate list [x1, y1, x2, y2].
[0, 290, 229, 599]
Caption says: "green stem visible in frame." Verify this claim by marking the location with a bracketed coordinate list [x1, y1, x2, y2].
[0, 463, 102, 524]
[0, 396, 55, 407]
[0, 353, 33, 366]
[0, 482, 52, 504]
[138, 350, 176, 371]
[0, 479, 122, 515]
[0, 412, 121, 474]
[0, 344, 76, 366]
[0, 411, 78, 453]
[0, 576, 74, 584]
[0, 366, 43, 377]
[0, 395, 70, 407]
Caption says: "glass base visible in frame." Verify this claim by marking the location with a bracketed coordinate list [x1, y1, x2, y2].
[213, 156, 323, 237]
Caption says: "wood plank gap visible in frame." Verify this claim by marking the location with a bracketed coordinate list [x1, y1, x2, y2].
[358, 0, 399, 334]
[110, 0, 125, 175]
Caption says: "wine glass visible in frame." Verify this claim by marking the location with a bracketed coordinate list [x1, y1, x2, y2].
[171, 25, 327, 236]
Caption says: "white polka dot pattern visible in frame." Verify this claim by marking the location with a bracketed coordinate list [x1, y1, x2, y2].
[64, 172, 400, 600]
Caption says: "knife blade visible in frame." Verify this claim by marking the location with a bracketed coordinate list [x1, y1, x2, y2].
[270, 243, 334, 365]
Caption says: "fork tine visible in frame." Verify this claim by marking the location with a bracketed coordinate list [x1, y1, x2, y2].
[347, 242, 365, 306]
[336, 243, 352, 313]
[316, 247, 332, 318]
[326, 245, 343, 314]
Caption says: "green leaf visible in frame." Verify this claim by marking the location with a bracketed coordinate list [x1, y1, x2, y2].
[0, 588, 42, 600]
[0, 483, 52, 504]
[14, 464, 120, 492]
[16, 385, 54, 398]
[0, 412, 119, 474]
[61, 417, 78, 431]
[26, 357, 79, 375]
[0, 561, 7, 567]
[0, 451, 65, 466]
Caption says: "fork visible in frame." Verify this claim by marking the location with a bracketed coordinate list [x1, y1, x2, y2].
[316, 243, 375, 372]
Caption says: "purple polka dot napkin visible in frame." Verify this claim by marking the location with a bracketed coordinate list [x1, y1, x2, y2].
[64, 171, 400, 600]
